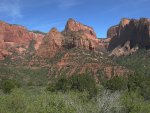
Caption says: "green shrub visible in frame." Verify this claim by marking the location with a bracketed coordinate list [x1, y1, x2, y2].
[0, 79, 19, 94]
[121, 91, 150, 113]
[103, 76, 128, 91]
[70, 74, 98, 97]
[127, 74, 150, 100]
[46, 82, 57, 92]
[55, 77, 71, 92]
[28, 39, 36, 52]
[46, 74, 98, 97]
[27, 81, 35, 86]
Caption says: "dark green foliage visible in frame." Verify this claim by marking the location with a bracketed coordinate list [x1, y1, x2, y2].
[113, 50, 150, 100]
[55, 77, 71, 92]
[70, 74, 98, 97]
[46, 82, 56, 92]
[27, 81, 35, 86]
[0, 67, 49, 87]
[46, 74, 98, 97]
[121, 91, 150, 113]
[46, 77, 71, 92]
[28, 39, 36, 52]
[102, 74, 150, 100]
[103, 76, 128, 91]
[31, 30, 46, 35]
[0, 79, 19, 93]
[127, 74, 150, 100]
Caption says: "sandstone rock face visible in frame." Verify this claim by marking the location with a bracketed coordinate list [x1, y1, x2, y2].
[36, 19, 110, 58]
[107, 18, 150, 56]
[0, 20, 45, 45]
[107, 18, 130, 39]
[0, 21, 45, 58]
[63, 19, 108, 51]
[104, 66, 130, 79]
[110, 41, 139, 57]
[29, 32, 44, 50]
[0, 21, 31, 44]
[37, 28, 64, 58]
[65, 18, 97, 39]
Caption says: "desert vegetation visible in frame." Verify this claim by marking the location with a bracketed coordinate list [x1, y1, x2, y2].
[0, 50, 150, 113]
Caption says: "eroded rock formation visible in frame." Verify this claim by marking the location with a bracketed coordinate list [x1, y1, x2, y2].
[0, 21, 45, 59]
[108, 18, 150, 56]
[37, 28, 64, 58]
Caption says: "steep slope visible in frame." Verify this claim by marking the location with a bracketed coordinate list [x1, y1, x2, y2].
[63, 18, 109, 51]
[0, 18, 133, 79]
[0, 21, 45, 59]
[37, 19, 110, 59]
[50, 48, 130, 79]
[37, 28, 64, 58]
[107, 18, 150, 56]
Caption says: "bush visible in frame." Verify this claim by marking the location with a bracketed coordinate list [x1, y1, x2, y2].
[27, 81, 35, 86]
[47, 77, 71, 92]
[127, 74, 150, 100]
[46, 82, 56, 92]
[103, 76, 128, 91]
[70, 74, 98, 97]
[55, 77, 71, 92]
[121, 91, 150, 113]
[96, 90, 125, 113]
[0, 79, 19, 94]
[46, 74, 98, 97]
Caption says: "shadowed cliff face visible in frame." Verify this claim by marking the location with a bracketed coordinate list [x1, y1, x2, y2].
[0, 19, 133, 78]
[107, 18, 150, 56]
[1, 17, 150, 59]
[37, 18, 110, 58]
[108, 18, 150, 51]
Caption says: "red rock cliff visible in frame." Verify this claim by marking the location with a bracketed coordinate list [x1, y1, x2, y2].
[0, 21, 45, 59]
[37, 28, 64, 58]
[107, 18, 150, 56]
[63, 19, 108, 51]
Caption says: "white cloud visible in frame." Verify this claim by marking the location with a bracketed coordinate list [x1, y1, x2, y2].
[0, 0, 22, 18]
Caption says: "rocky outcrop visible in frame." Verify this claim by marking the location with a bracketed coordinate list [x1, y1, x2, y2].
[65, 18, 97, 39]
[0, 21, 45, 58]
[107, 18, 150, 56]
[63, 19, 108, 51]
[104, 65, 130, 78]
[107, 18, 131, 39]
[0, 20, 45, 44]
[29, 32, 44, 50]
[0, 21, 31, 44]
[37, 19, 110, 58]
[109, 41, 139, 57]
[37, 28, 64, 58]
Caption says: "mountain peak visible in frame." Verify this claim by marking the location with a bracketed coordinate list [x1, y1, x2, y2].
[120, 18, 130, 27]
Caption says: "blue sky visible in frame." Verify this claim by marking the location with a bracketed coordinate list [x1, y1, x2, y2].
[0, 0, 150, 38]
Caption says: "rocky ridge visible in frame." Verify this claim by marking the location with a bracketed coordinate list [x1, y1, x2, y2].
[0, 21, 45, 59]
[0, 18, 150, 78]
[108, 18, 150, 56]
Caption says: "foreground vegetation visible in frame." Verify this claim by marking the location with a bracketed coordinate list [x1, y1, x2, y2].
[0, 49, 150, 113]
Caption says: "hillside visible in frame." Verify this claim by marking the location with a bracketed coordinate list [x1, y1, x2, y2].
[0, 18, 150, 113]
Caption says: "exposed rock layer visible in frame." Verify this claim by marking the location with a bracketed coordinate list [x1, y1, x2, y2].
[107, 18, 150, 56]
[0, 21, 45, 59]
[37, 19, 109, 58]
